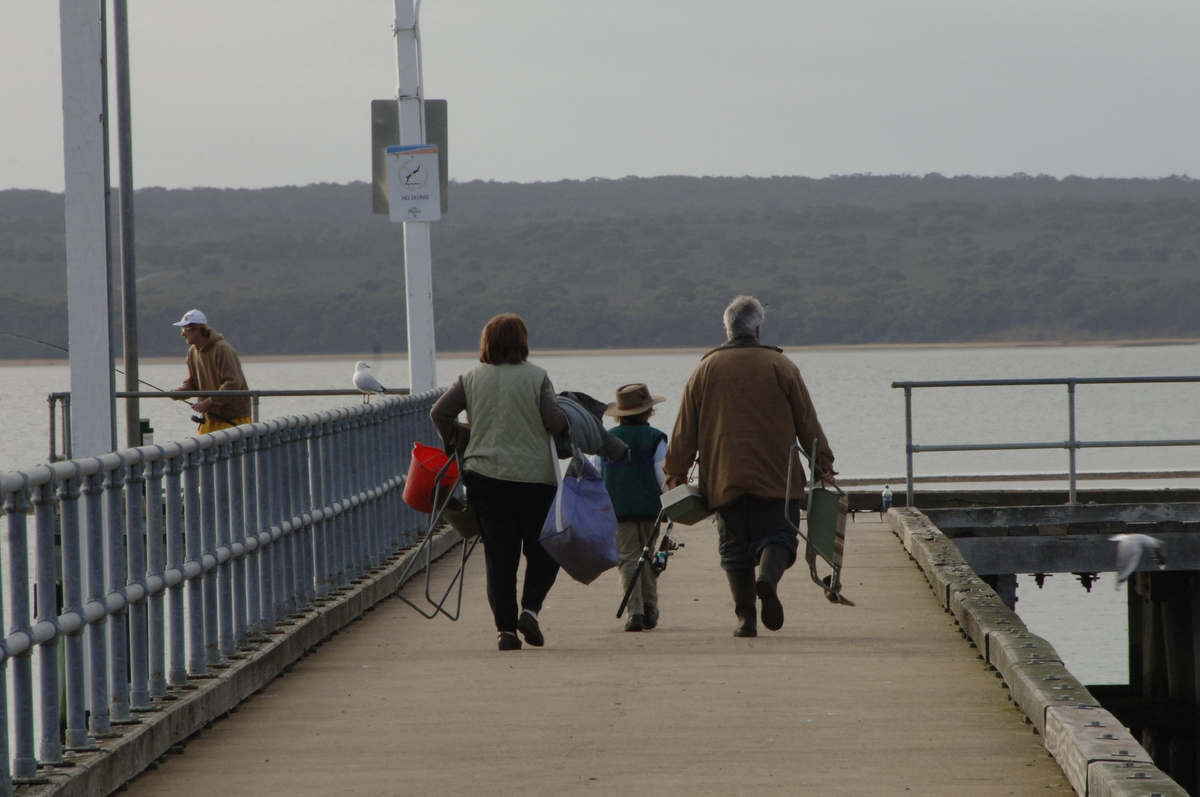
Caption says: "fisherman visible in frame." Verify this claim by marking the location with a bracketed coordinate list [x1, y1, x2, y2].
[601, 383, 669, 632]
[172, 309, 253, 433]
[664, 295, 836, 638]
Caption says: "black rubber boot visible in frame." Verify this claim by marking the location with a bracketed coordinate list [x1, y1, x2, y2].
[756, 544, 790, 631]
[727, 569, 758, 638]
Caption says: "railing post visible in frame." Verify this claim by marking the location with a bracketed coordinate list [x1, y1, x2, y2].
[124, 454, 152, 711]
[57, 468, 89, 748]
[48, 395, 58, 463]
[368, 406, 384, 567]
[32, 479, 63, 764]
[183, 449, 208, 677]
[5, 481, 38, 779]
[215, 437, 235, 658]
[82, 469, 111, 735]
[904, 385, 915, 508]
[299, 422, 317, 604]
[310, 417, 330, 599]
[1067, 380, 1078, 505]
[145, 450, 168, 697]
[163, 450, 189, 685]
[298, 422, 316, 606]
[105, 461, 131, 723]
[270, 426, 289, 623]
[281, 422, 300, 616]
[255, 427, 277, 633]
[243, 431, 265, 639]
[200, 442, 220, 667]
[0, 486, 12, 796]
[229, 435, 250, 649]
[334, 412, 351, 589]
[352, 410, 367, 579]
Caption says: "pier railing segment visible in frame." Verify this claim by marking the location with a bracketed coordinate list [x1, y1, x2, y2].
[0, 389, 443, 795]
[892, 376, 1200, 507]
[47, 388, 413, 463]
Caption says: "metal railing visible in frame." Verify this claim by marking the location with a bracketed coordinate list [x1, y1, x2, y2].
[48, 389, 412, 463]
[0, 389, 443, 795]
[892, 376, 1200, 507]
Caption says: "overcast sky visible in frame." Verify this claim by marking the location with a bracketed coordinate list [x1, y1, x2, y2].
[4, 0, 1200, 192]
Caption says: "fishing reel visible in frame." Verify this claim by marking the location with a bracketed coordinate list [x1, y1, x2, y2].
[191, 415, 206, 424]
[650, 538, 684, 576]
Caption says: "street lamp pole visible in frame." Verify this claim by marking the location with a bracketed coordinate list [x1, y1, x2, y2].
[393, 0, 438, 392]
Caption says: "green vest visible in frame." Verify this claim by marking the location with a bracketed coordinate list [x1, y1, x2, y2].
[461, 362, 556, 486]
[603, 424, 667, 520]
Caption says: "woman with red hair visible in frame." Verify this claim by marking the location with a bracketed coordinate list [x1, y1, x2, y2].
[430, 314, 568, 651]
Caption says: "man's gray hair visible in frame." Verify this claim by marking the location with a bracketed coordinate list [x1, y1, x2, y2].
[724, 295, 765, 339]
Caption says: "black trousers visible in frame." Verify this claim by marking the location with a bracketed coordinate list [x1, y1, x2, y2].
[714, 494, 801, 572]
[463, 471, 560, 633]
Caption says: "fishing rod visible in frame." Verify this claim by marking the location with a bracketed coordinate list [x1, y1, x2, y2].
[616, 510, 682, 619]
[1, 329, 238, 425]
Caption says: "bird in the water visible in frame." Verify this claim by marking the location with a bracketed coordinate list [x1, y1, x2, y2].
[353, 361, 386, 403]
[1110, 533, 1166, 588]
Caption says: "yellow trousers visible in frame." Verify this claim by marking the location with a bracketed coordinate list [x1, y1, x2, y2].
[198, 415, 253, 435]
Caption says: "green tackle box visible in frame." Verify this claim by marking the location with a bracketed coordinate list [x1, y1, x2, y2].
[660, 484, 713, 525]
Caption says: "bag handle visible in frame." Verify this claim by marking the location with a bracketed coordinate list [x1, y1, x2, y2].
[550, 437, 565, 533]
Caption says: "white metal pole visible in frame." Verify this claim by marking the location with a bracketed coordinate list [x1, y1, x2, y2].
[60, 0, 116, 458]
[393, 0, 437, 392]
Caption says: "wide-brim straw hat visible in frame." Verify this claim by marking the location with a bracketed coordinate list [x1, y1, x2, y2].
[605, 383, 666, 417]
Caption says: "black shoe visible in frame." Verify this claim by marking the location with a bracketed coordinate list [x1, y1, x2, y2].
[625, 614, 644, 632]
[498, 632, 522, 651]
[643, 606, 659, 630]
[517, 611, 544, 647]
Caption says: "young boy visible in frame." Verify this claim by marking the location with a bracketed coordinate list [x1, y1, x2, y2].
[602, 383, 668, 632]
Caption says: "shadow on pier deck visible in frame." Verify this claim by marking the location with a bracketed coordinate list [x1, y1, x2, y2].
[120, 518, 1072, 797]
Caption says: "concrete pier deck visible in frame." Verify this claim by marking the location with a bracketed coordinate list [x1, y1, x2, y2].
[123, 517, 1072, 796]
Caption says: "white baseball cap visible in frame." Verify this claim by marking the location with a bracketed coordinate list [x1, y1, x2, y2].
[173, 309, 208, 327]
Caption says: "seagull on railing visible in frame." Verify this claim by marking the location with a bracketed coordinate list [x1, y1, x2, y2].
[353, 361, 386, 404]
[1110, 533, 1166, 588]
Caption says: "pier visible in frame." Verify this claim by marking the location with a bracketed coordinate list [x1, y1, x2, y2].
[118, 516, 1073, 797]
[0, 395, 1195, 796]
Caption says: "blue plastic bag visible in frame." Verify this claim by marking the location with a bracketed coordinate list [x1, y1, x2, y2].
[539, 441, 619, 585]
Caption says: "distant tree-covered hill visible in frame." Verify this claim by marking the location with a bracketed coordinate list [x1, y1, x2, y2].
[1, 175, 1198, 358]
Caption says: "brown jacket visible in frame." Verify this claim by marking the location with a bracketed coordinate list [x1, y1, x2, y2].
[180, 332, 252, 422]
[664, 341, 834, 509]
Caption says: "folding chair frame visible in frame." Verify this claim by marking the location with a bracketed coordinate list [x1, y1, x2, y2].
[396, 452, 480, 620]
[785, 438, 854, 606]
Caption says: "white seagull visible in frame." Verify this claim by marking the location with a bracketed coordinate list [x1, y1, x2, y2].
[353, 361, 386, 404]
[1110, 533, 1166, 588]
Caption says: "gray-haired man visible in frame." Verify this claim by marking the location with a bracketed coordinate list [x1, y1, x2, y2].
[664, 295, 836, 637]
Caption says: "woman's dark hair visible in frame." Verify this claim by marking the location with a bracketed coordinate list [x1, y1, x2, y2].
[479, 314, 529, 365]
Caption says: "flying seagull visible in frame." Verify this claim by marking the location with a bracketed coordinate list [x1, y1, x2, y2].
[353, 361, 386, 404]
[1110, 533, 1166, 588]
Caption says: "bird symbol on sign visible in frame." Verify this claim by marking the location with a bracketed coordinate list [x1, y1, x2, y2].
[353, 361, 386, 404]
[1110, 533, 1166, 588]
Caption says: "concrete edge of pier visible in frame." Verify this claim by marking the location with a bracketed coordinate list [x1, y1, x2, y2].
[23, 527, 464, 797]
[887, 507, 1187, 797]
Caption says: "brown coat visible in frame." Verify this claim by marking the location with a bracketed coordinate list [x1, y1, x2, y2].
[180, 332, 252, 422]
[664, 342, 834, 509]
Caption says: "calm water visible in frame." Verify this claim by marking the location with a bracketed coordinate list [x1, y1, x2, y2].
[4, 343, 1200, 683]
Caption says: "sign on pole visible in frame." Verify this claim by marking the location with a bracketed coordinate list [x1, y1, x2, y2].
[386, 144, 441, 222]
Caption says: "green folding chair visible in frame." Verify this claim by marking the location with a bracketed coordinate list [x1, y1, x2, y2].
[785, 438, 854, 606]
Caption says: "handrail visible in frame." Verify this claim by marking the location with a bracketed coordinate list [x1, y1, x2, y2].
[0, 390, 444, 792]
[891, 376, 1200, 507]
[46, 388, 411, 463]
